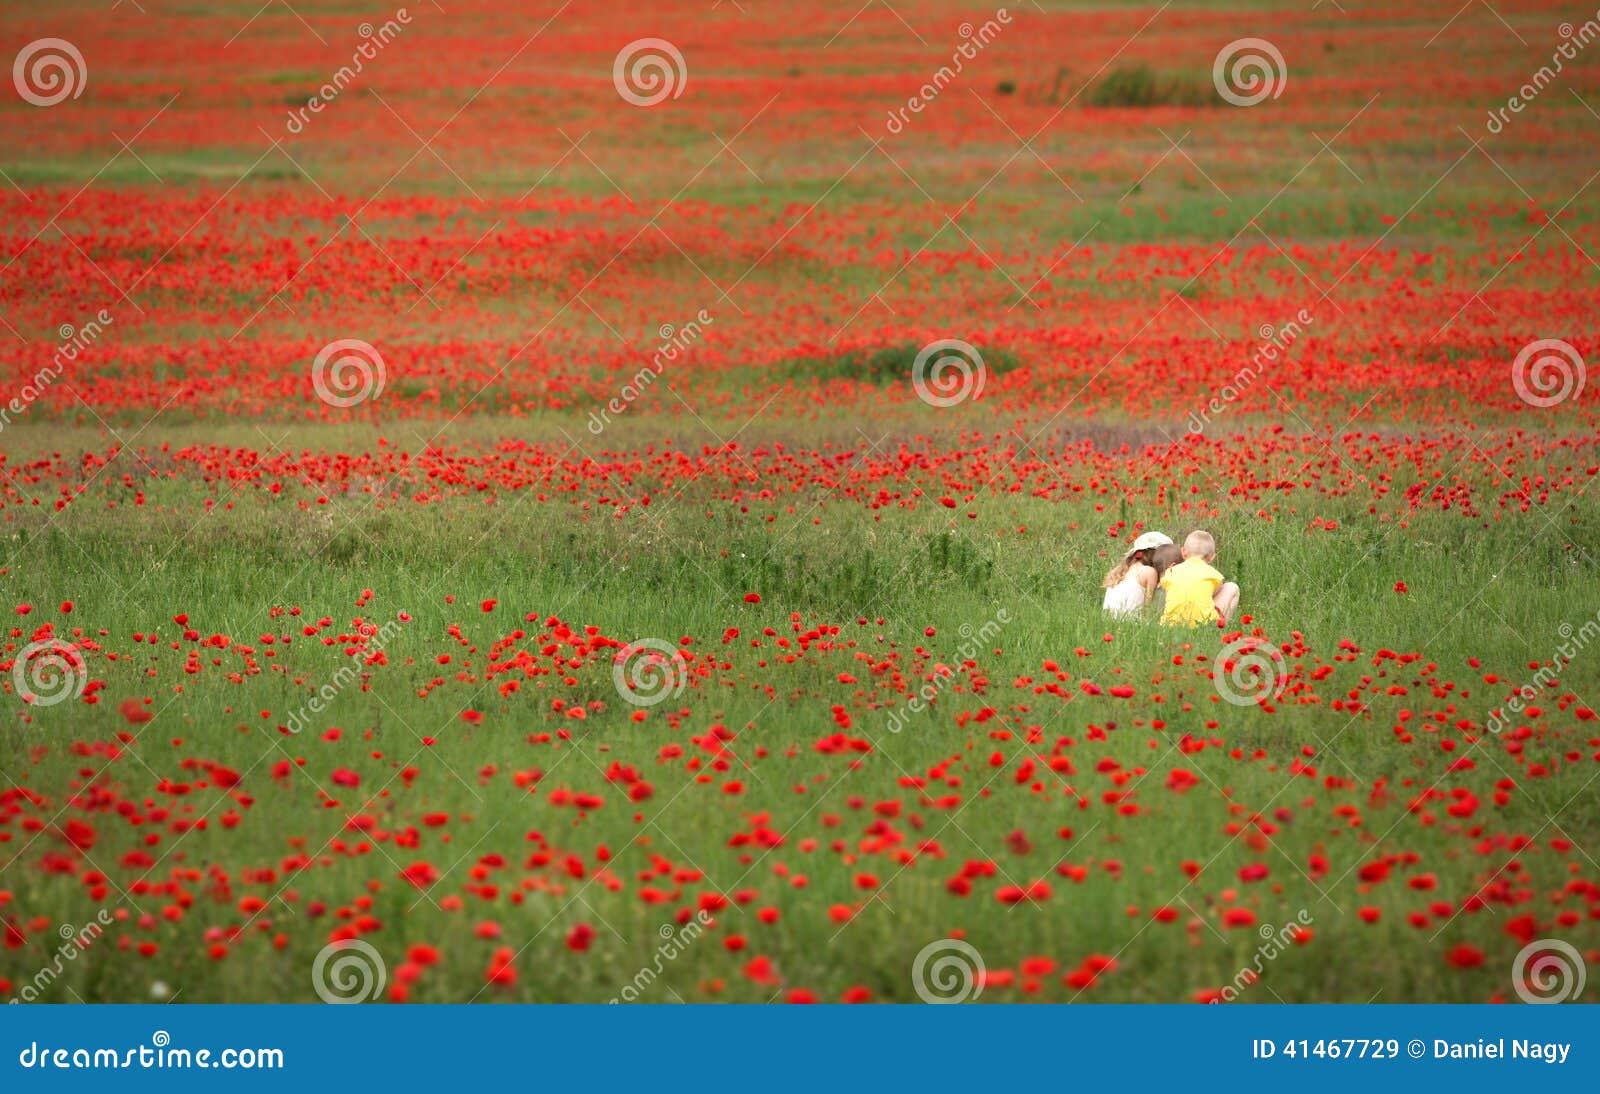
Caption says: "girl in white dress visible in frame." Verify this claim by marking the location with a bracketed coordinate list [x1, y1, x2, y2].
[1101, 531, 1174, 618]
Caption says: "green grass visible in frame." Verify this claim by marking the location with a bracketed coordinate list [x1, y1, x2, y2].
[1, 418, 1595, 1003]
[6, 137, 1598, 241]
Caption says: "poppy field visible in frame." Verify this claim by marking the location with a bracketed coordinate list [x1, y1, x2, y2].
[2, 0, 1599, 1005]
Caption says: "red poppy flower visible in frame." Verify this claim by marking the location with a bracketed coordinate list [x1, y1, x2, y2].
[400, 862, 440, 890]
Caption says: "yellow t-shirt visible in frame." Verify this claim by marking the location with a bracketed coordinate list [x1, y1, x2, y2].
[1160, 558, 1224, 626]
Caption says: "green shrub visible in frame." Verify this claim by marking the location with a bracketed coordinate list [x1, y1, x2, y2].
[777, 343, 1025, 385]
[1086, 64, 1219, 108]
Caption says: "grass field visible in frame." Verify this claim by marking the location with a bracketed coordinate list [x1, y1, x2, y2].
[2, 0, 1598, 1004]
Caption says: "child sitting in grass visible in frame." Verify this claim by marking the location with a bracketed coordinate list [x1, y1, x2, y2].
[1101, 531, 1174, 617]
[1159, 529, 1240, 626]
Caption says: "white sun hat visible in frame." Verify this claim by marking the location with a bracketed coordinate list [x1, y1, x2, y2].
[1125, 531, 1173, 556]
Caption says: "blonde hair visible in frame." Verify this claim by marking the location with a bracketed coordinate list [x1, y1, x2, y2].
[1183, 529, 1216, 559]
[1104, 548, 1153, 588]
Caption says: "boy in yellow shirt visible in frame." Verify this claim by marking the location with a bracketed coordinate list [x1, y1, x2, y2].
[1159, 530, 1240, 626]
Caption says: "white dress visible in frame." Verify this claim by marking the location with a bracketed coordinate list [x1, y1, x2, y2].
[1101, 572, 1148, 617]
